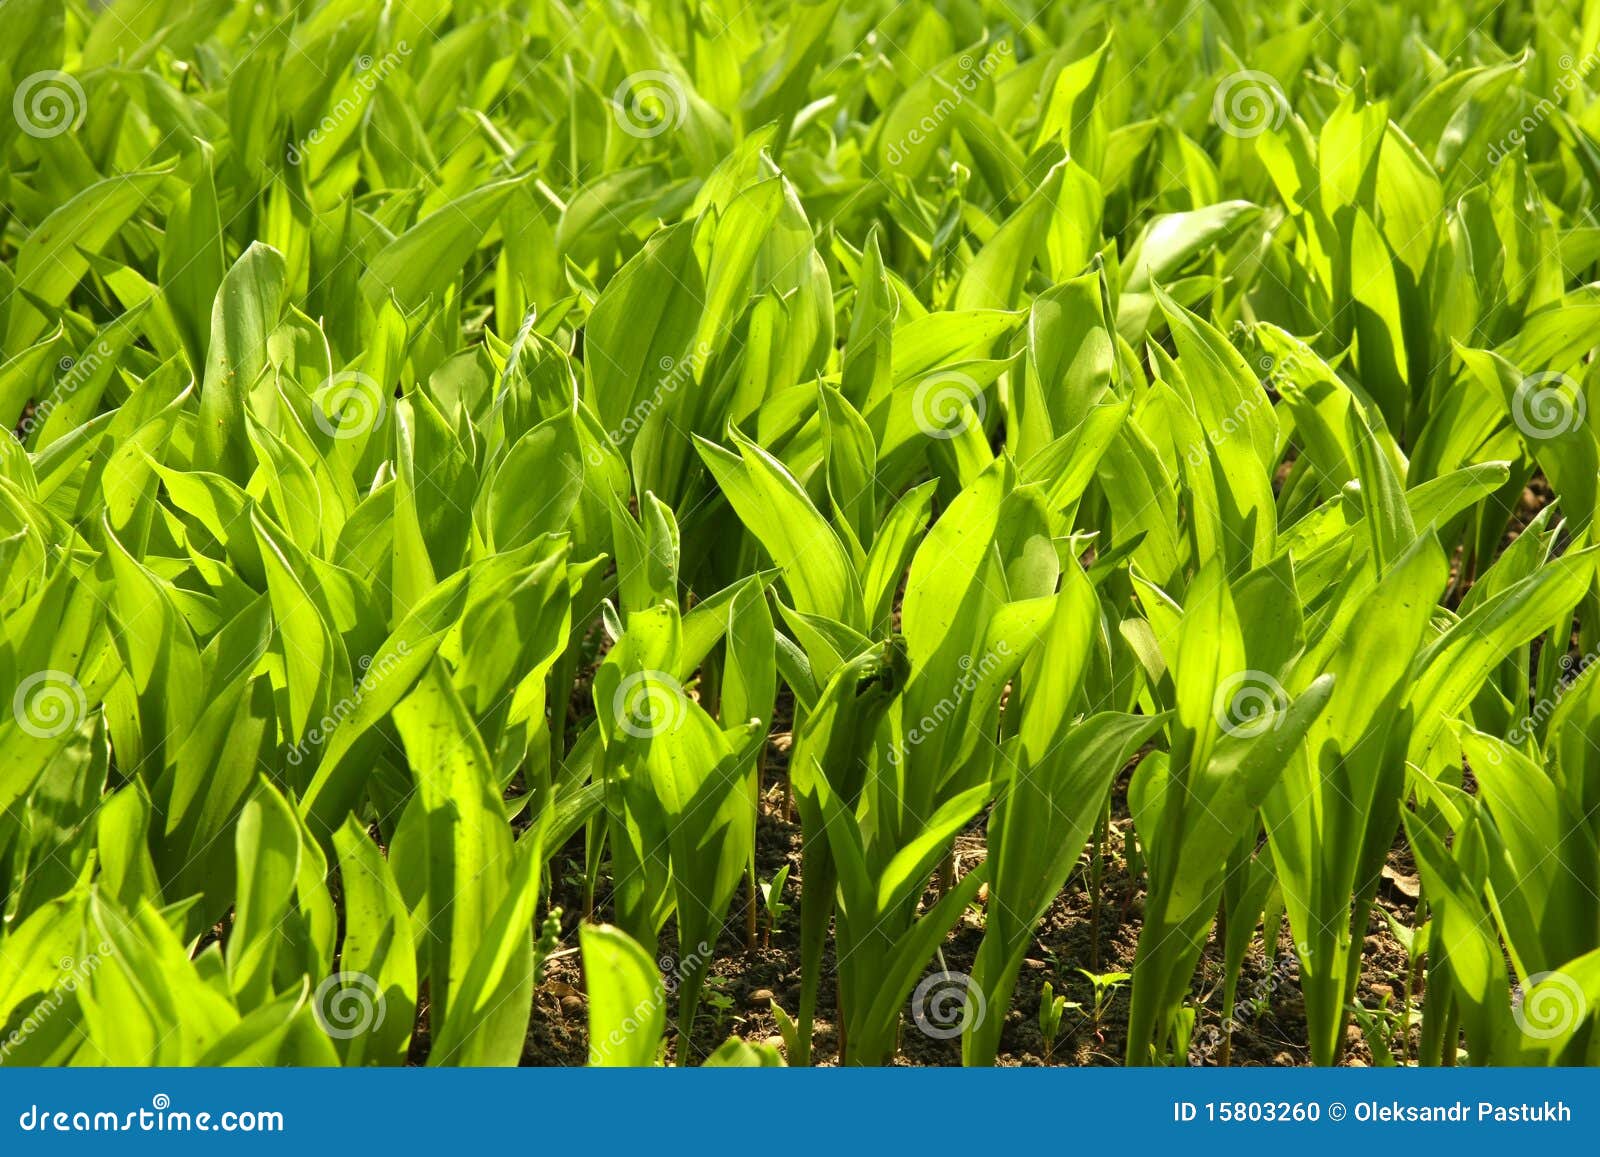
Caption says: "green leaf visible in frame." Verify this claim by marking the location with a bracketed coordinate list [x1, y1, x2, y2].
[581, 924, 665, 1066]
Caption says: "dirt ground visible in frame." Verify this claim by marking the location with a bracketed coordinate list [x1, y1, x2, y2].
[517, 748, 1422, 1068]
[503, 478, 1564, 1068]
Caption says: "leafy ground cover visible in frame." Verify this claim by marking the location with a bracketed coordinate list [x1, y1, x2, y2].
[3, 0, 1600, 1067]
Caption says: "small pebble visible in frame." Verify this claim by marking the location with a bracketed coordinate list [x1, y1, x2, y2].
[748, 988, 775, 1005]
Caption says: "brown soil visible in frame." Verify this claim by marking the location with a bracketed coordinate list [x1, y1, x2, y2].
[510, 517, 1453, 1068]
[516, 752, 1419, 1068]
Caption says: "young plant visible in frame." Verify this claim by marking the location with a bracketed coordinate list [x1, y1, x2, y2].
[1039, 981, 1069, 1062]
[1077, 970, 1132, 1026]
[759, 864, 791, 948]
[1125, 561, 1335, 1064]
